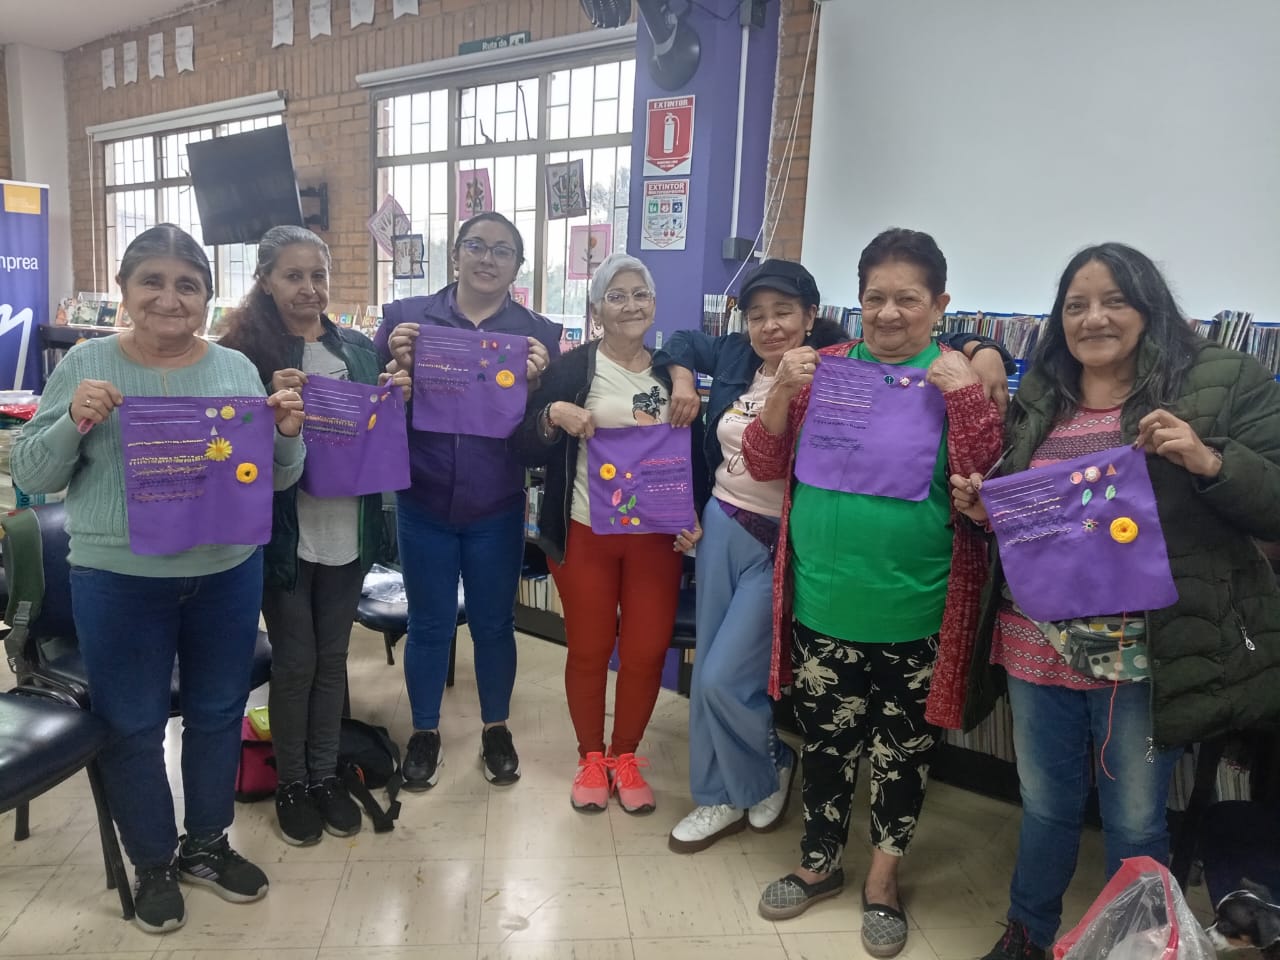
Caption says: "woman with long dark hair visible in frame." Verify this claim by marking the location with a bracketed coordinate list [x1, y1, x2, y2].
[378, 212, 562, 791]
[952, 243, 1280, 960]
[220, 226, 407, 846]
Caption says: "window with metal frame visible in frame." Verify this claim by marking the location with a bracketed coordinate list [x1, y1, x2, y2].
[374, 53, 635, 330]
[102, 115, 284, 304]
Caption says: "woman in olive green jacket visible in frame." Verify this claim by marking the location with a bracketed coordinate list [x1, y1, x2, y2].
[951, 243, 1280, 960]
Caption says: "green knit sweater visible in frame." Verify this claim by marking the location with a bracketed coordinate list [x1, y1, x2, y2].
[11, 336, 305, 578]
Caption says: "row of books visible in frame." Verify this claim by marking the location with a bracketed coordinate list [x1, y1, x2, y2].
[55, 294, 131, 328]
[940, 697, 1015, 762]
[517, 573, 563, 616]
[1166, 743, 1252, 810]
[1195, 310, 1280, 375]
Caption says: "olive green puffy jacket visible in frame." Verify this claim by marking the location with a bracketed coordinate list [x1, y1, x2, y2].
[964, 341, 1280, 748]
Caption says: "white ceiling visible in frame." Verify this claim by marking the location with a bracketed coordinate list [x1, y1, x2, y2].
[0, 0, 202, 52]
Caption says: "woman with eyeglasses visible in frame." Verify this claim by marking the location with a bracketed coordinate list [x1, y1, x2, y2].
[378, 212, 563, 792]
[655, 259, 1014, 857]
[511, 252, 704, 815]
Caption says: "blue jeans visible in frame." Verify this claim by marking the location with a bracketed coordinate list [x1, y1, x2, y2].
[1005, 676, 1182, 949]
[688, 500, 785, 808]
[397, 497, 524, 730]
[70, 552, 264, 869]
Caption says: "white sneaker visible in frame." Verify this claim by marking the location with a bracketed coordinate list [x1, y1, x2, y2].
[748, 745, 797, 832]
[668, 803, 746, 853]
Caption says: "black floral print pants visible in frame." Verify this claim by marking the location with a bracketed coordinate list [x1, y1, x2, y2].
[791, 621, 940, 874]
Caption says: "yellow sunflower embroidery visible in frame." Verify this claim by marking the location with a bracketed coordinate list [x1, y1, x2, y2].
[599, 463, 617, 480]
[236, 463, 259, 484]
[495, 369, 516, 388]
[1109, 517, 1138, 543]
[219, 405, 236, 420]
[205, 438, 233, 461]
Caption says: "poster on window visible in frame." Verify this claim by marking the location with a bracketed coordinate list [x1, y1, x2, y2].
[511, 287, 531, 307]
[567, 224, 612, 279]
[456, 168, 493, 219]
[366, 195, 409, 257]
[392, 234, 425, 280]
[544, 159, 588, 220]
[641, 180, 688, 251]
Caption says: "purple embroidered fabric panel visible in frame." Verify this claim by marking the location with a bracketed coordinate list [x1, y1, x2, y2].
[411, 325, 529, 438]
[979, 443, 1178, 621]
[120, 396, 274, 555]
[299, 376, 410, 497]
[794, 356, 946, 501]
[586, 424, 697, 535]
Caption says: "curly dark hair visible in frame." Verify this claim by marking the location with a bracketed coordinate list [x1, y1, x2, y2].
[218, 225, 331, 383]
[1027, 242, 1202, 427]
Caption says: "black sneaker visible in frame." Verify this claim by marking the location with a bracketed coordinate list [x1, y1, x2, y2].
[132, 861, 185, 934]
[402, 730, 443, 791]
[981, 920, 1047, 960]
[480, 725, 521, 785]
[310, 777, 362, 837]
[275, 780, 323, 846]
[177, 833, 269, 903]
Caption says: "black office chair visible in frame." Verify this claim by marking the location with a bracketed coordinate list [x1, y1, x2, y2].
[2, 502, 273, 709]
[355, 570, 463, 687]
[0, 684, 134, 920]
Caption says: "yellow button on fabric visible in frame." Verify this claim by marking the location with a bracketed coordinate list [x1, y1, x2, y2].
[1109, 517, 1138, 543]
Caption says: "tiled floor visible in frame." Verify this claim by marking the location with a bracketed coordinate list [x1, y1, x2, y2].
[0, 625, 1222, 959]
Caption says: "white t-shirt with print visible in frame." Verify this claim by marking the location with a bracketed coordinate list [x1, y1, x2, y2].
[712, 368, 786, 518]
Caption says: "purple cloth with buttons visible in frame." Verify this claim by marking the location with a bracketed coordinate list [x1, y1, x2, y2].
[299, 376, 410, 497]
[120, 396, 274, 555]
[411, 325, 529, 439]
[587, 425, 697, 535]
[979, 443, 1177, 622]
[794, 355, 945, 501]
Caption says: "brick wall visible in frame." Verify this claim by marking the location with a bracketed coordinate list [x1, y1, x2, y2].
[62, 0, 816, 302]
[764, 0, 818, 262]
[0, 47, 11, 181]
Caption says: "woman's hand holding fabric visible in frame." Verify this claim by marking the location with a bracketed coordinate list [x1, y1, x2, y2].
[268, 388, 305, 437]
[950, 472, 989, 524]
[1135, 409, 1222, 479]
[70, 379, 124, 426]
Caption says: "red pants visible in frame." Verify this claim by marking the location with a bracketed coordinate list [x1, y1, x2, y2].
[547, 521, 683, 757]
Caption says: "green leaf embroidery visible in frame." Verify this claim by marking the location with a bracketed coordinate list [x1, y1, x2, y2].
[1081, 489, 1093, 507]
[627, 494, 637, 510]
[1105, 485, 1116, 500]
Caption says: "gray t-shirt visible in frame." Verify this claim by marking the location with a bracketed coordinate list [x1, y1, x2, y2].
[297, 341, 361, 567]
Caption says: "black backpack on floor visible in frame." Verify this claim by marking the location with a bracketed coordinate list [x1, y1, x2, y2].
[338, 718, 403, 833]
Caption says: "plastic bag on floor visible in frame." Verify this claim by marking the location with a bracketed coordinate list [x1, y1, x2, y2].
[1054, 856, 1215, 960]
[362, 563, 407, 603]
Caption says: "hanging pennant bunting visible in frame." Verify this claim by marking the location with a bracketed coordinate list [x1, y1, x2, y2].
[148, 33, 165, 79]
[101, 48, 117, 90]
[122, 41, 138, 85]
[309, 0, 332, 38]
[272, 0, 294, 48]
[393, 0, 419, 19]
[351, 0, 374, 27]
[175, 26, 194, 73]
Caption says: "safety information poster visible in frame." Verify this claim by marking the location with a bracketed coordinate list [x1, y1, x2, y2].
[641, 180, 689, 251]
[644, 97, 694, 177]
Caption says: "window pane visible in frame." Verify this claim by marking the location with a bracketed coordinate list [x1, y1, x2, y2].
[568, 67, 594, 139]
[619, 60, 636, 133]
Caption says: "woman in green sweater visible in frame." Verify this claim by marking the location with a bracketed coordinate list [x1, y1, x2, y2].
[11, 224, 306, 935]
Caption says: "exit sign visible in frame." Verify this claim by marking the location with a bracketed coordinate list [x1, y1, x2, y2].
[459, 31, 531, 55]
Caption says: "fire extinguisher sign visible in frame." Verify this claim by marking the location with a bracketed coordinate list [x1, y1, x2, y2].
[643, 96, 695, 178]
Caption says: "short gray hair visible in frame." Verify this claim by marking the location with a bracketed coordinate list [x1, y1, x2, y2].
[589, 252, 655, 310]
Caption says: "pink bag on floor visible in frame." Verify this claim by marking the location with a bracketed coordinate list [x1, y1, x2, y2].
[1053, 856, 1215, 960]
[234, 716, 277, 802]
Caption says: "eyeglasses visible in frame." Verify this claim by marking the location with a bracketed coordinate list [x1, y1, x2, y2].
[603, 289, 655, 306]
[459, 238, 519, 263]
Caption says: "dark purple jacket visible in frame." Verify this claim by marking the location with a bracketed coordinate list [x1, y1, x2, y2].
[376, 286, 563, 525]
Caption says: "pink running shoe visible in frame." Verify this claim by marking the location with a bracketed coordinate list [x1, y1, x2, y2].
[571, 752, 611, 812]
[611, 753, 655, 815]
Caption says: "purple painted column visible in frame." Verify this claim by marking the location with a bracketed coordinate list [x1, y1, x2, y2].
[625, 0, 782, 344]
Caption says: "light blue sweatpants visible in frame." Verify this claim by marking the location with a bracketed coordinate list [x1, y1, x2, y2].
[688, 499, 787, 809]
